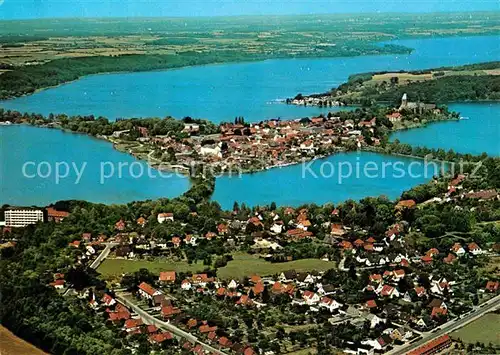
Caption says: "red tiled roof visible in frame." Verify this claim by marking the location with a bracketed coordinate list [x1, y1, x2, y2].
[407, 335, 451, 355]
[485, 281, 499, 292]
[124, 318, 143, 329]
[47, 207, 69, 218]
[252, 282, 265, 295]
[159, 271, 176, 282]
[381, 285, 395, 297]
[216, 287, 226, 297]
[138, 282, 158, 296]
[366, 299, 377, 308]
[396, 199, 416, 209]
[161, 305, 181, 318]
[150, 331, 173, 343]
[219, 337, 232, 347]
[199, 324, 217, 333]
[431, 307, 448, 318]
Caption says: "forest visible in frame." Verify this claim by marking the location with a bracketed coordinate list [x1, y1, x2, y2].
[323, 61, 500, 105]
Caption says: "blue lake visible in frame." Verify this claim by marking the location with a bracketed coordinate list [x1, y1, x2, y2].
[1, 35, 499, 207]
[0, 125, 189, 206]
[391, 103, 500, 156]
[212, 152, 445, 210]
[1, 35, 499, 123]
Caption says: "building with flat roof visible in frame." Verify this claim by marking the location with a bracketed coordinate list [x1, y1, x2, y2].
[5, 208, 44, 227]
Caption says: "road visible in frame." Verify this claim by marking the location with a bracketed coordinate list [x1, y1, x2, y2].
[116, 294, 226, 355]
[89, 242, 118, 269]
[387, 294, 500, 355]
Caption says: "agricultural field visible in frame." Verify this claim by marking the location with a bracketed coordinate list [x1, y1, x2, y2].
[97, 258, 208, 279]
[0, 325, 47, 355]
[1, 12, 499, 66]
[97, 253, 336, 281]
[451, 312, 500, 346]
[217, 253, 336, 280]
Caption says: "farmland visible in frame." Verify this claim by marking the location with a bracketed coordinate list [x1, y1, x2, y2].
[217, 253, 336, 280]
[97, 253, 336, 281]
[451, 312, 500, 346]
[0, 325, 47, 355]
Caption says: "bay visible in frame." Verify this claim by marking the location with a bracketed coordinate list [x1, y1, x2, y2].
[0, 125, 189, 206]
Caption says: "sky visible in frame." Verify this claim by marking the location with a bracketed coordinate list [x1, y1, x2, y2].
[0, 0, 498, 20]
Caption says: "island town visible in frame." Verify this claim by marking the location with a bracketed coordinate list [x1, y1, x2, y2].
[0, 93, 455, 177]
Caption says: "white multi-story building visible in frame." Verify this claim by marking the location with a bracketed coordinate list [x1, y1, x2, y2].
[5, 208, 44, 227]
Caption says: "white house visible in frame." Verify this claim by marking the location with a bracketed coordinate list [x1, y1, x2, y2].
[270, 222, 284, 234]
[138, 282, 162, 300]
[302, 291, 320, 305]
[181, 279, 192, 291]
[228, 280, 238, 289]
[319, 296, 342, 312]
[200, 144, 222, 158]
[468, 242, 483, 256]
[366, 314, 386, 329]
[157, 213, 174, 223]
[450, 243, 466, 256]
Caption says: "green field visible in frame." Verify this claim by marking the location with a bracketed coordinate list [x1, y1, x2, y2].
[451, 313, 500, 345]
[217, 253, 336, 280]
[97, 258, 208, 278]
[98, 253, 336, 281]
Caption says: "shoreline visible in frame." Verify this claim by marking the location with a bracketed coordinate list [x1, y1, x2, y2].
[0, 46, 414, 102]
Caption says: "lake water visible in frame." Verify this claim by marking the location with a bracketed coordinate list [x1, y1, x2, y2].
[1, 35, 499, 207]
[212, 152, 445, 210]
[1, 36, 498, 123]
[391, 103, 500, 156]
[0, 125, 189, 206]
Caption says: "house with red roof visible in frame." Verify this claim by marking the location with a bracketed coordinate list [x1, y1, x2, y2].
[115, 219, 126, 231]
[171, 236, 181, 247]
[159, 271, 176, 283]
[161, 305, 181, 318]
[46, 207, 69, 223]
[395, 199, 416, 210]
[101, 293, 116, 307]
[319, 296, 342, 312]
[136, 217, 146, 227]
[138, 282, 162, 300]
[236, 295, 254, 306]
[379, 285, 399, 298]
[219, 337, 233, 348]
[450, 242, 465, 256]
[431, 307, 448, 319]
[157, 213, 174, 223]
[468, 242, 483, 256]
[149, 331, 173, 344]
[485, 281, 499, 293]
[217, 223, 229, 235]
[365, 299, 377, 309]
[443, 253, 456, 264]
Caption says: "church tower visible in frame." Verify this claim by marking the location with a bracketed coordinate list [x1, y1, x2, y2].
[401, 93, 408, 108]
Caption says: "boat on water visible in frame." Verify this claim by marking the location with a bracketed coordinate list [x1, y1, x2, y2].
[459, 116, 470, 120]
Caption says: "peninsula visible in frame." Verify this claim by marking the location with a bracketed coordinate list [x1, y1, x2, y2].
[287, 61, 500, 107]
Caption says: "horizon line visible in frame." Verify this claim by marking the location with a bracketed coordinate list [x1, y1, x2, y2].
[1, 10, 499, 22]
